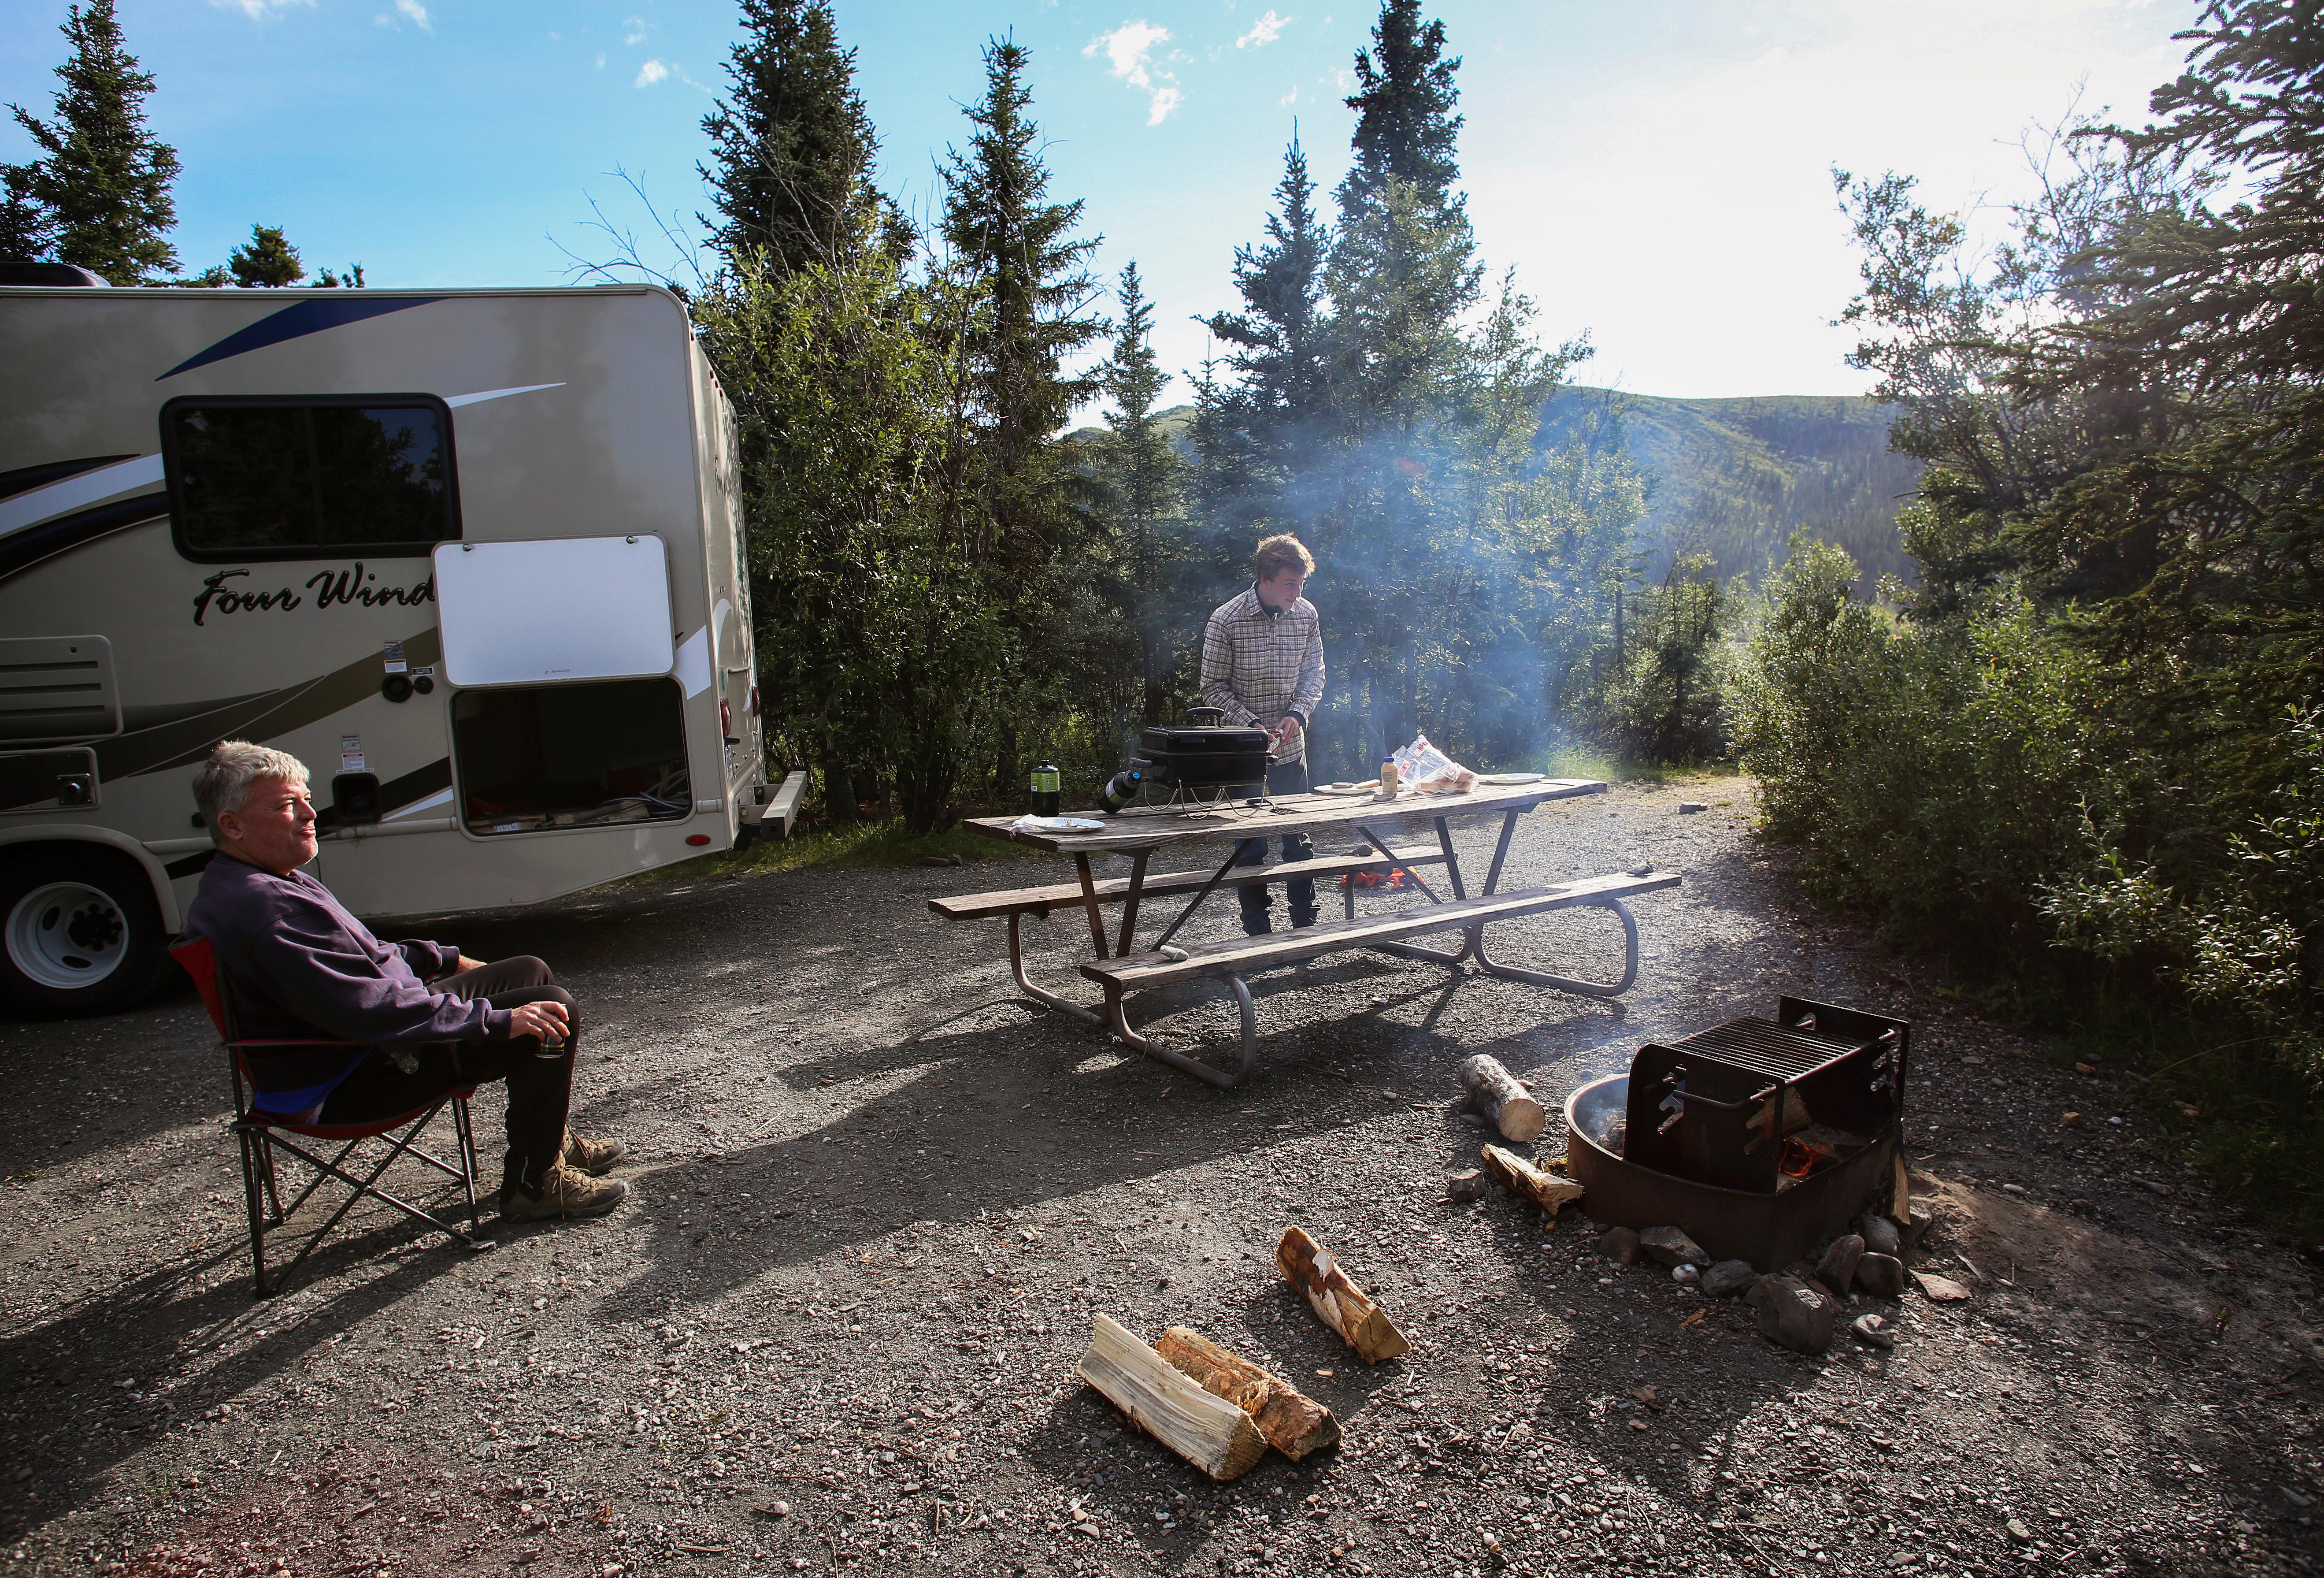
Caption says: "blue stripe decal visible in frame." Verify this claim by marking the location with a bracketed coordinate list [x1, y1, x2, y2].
[156, 296, 443, 381]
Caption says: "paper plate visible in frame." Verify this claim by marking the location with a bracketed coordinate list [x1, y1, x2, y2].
[1478, 772, 1546, 785]
[1017, 816, 1107, 833]
[1312, 782, 1383, 797]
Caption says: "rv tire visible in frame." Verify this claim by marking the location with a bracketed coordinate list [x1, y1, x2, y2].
[0, 846, 171, 1019]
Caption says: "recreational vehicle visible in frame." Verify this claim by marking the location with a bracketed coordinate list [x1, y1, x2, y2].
[0, 282, 782, 1016]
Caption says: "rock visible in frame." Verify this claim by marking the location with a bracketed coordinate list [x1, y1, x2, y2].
[2006, 1516, 2034, 1544]
[919, 854, 954, 867]
[1445, 1169, 1487, 1204]
[1858, 1213, 1901, 1257]
[1701, 1260, 1758, 1298]
[1598, 1226, 1641, 1266]
[1850, 1313, 1895, 1349]
[2074, 1061, 2097, 1075]
[1746, 1275, 1837, 1354]
[1815, 1234, 1866, 1296]
[1677, 802, 1707, 814]
[1854, 1253, 1906, 1298]
[1639, 1226, 1710, 1269]
[1911, 1270, 1972, 1302]
[2061, 1111, 2083, 1129]
[1904, 1206, 1934, 1246]
[1671, 1264, 1700, 1286]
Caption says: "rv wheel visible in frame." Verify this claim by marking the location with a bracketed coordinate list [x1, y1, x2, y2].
[0, 847, 169, 1018]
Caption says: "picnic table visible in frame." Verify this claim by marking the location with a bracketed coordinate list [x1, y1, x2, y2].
[938, 778, 1679, 1088]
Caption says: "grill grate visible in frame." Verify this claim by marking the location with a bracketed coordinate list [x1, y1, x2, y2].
[1666, 1018, 1862, 1081]
[1622, 997, 1910, 1195]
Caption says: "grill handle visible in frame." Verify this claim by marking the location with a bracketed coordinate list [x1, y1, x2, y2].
[1654, 1068, 1782, 1134]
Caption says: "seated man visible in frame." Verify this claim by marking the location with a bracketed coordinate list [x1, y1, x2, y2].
[183, 739, 628, 1221]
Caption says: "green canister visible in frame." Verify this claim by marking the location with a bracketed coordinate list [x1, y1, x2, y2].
[1030, 763, 1061, 817]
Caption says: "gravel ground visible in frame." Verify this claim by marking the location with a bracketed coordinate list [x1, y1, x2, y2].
[3, 777, 2321, 1578]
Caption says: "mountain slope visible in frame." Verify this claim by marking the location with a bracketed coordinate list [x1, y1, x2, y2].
[1544, 388, 1922, 589]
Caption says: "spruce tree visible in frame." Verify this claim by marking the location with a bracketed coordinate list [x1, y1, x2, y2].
[227, 224, 305, 287]
[938, 34, 1105, 794]
[941, 37, 1104, 495]
[1339, 0, 1464, 215]
[7, 0, 180, 283]
[1202, 134, 1334, 474]
[699, 0, 878, 275]
[1097, 264, 1186, 723]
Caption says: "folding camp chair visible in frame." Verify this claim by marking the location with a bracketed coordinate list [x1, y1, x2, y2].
[171, 939, 487, 1297]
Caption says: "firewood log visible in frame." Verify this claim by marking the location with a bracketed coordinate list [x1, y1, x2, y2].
[1074, 1315, 1267, 1481]
[1459, 1054, 1546, 1142]
[1155, 1326, 1340, 1460]
[1276, 1227, 1409, 1364]
[1481, 1144, 1586, 1214]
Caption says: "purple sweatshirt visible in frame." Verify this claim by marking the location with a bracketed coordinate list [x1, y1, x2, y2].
[185, 853, 511, 1116]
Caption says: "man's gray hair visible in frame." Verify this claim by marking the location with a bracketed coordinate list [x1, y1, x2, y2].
[193, 740, 310, 846]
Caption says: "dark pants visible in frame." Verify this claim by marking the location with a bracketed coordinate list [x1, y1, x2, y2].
[315, 955, 578, 1192]
[1234, 759, 1318, 935]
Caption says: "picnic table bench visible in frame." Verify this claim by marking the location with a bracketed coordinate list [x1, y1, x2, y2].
[941, 777, 1679, 1088]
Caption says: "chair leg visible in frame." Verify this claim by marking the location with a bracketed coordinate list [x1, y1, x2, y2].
[453, 1097, 481, 1231]
[236, 1125, 272, 1300]
[258, 1136, 285, 1225]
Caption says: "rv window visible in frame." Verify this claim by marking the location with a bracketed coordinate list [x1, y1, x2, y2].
[450, 678, 691, 837]
[162, 396, 459, 560]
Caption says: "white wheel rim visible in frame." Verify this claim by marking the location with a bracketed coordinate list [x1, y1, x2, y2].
[5, 880, 130, 991]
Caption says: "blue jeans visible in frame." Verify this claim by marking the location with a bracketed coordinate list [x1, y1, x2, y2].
[1234, 759, 1317, 934]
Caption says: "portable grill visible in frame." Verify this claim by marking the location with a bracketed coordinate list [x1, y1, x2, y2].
[1130, 708, 1269, 794]
[1620, 997, 1909, 1195]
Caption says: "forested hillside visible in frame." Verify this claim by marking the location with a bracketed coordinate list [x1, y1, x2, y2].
[1542, 388, 1920, 589]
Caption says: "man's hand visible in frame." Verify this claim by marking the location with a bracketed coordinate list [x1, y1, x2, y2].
[507, 1000, 570, 1045]
[1270, 715, 1303, 748]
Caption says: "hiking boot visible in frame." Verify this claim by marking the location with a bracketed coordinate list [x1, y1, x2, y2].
[561, 1128, 627, 1176]
[500, 1162, 629, 1222]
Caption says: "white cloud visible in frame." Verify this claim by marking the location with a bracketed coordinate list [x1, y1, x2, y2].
[375, 0, 430, 30]
[634, 58, 669, 88]
[623, 15, 650, 45]
[209, 0, 313, 18]
[1280, 84, 1300, 107]
[595, 49, 607, 69]
[1086, 21, 1182, 124]
[1237, 11, 1291, 48]
[1088, 21, 1170, 87]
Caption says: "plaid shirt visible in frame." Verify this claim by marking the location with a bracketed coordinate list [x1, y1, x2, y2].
[1200, 585, 1326, 764]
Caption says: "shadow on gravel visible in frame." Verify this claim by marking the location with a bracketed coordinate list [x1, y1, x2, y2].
[0, 1208, 489, 1547]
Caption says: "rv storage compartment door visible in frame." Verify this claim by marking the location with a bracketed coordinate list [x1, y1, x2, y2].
[0, 637, 120, 744]
[433, 536, 675, 687]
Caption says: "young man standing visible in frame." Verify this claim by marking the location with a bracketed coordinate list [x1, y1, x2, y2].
[1200, 534, 1327, 936]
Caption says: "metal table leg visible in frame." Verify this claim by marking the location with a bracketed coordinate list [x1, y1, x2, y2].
[1472, 896, 1641, 997]
[1353, 817, 1468, 967]
[1008, 911, 1103, 1024]
[1102, 976, 1258, 1089]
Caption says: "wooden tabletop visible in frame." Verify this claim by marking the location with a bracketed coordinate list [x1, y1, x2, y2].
[961, 777, 1607, 854]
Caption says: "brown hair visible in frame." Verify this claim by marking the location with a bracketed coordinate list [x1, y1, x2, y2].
[1255, 534, 1314, 581]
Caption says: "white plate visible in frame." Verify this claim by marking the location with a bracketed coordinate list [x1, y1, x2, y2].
[1478, 772, 1546, 785]
[1312, 783, 1383, 797]
[1016, 815, 1107, 833]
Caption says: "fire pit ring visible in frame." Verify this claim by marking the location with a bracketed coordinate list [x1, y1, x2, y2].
[1564, 1074, 1897, 1272]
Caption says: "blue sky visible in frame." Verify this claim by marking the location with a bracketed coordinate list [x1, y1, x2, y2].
[3, 0, 2202, 404]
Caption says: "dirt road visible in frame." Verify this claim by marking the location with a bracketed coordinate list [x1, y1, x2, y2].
[2, 779, 2318, 1576]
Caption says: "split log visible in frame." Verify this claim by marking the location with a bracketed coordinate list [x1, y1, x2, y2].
[1155, 1326, 1340, 1460]
[1459, 1054, 1546, 1142]
[1481, 1144, 1586, 1214]
[1074, 1315, 1267, 1481]
[1276, 1227, 1409, 1364]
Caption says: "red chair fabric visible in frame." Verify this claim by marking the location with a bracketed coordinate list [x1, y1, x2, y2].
[170, 939, 485, 1297]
